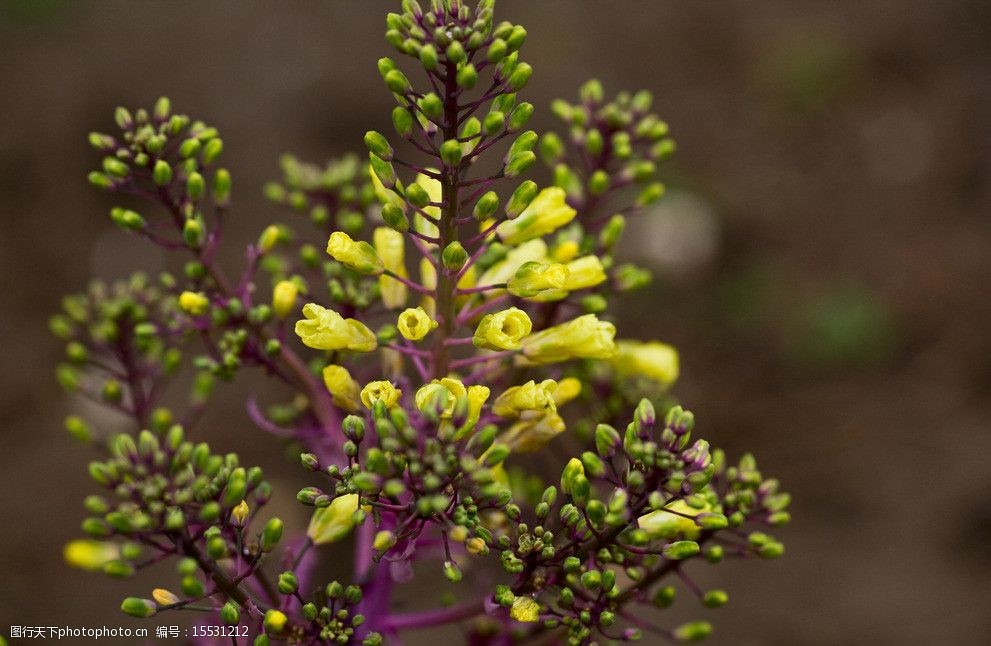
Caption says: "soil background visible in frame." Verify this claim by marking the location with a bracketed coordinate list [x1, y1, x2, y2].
[1, 1, 990, 644]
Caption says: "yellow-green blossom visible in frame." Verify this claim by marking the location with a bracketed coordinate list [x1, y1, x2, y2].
[551, 377, 582, 406]
[510, 596, 540, 622]
[294, 304, 377, 352]
[551, 239, 580, 263]
[638, 499, 710, 540]
[472, 307, 532, 350]
[272, 280, 299, 319]
[477, 239, 549, 287]
[415, 377, 467, 418]
[307, 493, 360, 545]
[397, 306, 437, 341]
[326, 231, 384, 275]
[496, 187, 576, 245]
[178, 291, 209, 316]
[499, 411, 566, 452]
[374, 227, 408, 309]
[264, 609, 289, 633]
[612, 340, 680, 386]
[411, 172, 442, 239]
[360, 380, 402, 409]
[465, 384, 490, 428]
[493, 379, 558, 418]
[520, 314, 616, 364]
[152, 589, 180, 606]
[530, 256, 608, 302]
[322, 364, 361, 412]
[63, 539, 120, 571]
[506, 261, 569, 298]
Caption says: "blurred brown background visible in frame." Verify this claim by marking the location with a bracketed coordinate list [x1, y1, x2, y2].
[2, 1, 990, 644]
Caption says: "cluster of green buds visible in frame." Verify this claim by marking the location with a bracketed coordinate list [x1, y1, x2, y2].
[56, 1, 790, 644]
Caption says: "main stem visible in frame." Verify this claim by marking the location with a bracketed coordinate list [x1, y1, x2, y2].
[432, 62, 462, 379]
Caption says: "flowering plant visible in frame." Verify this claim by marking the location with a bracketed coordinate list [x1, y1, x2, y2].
[53, 1, 789, 644]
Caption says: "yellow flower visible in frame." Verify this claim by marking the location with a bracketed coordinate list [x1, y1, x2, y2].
[360, 380, 402, 409]
[477, 239, 549, 287]
[612, 340, 680, 386]
[638, 499, 710, 540]
[294, 303, 377, 352]
[322, 365, 361, 412]
[258, 224, 283, 254]
[374, 227, 408, 309]
[178, 291, 209, 316]
[506, 261, 570, 298]
[510, 596, 540, 622]
[411, 172, 442, 239]
[264, 609, 289, 633]
[496, 187, 576, 245]
[465, 384, 490, 428]
[493, 379, 558, 418]
[472, 307, 532, 350]
[499, 411, 566, 452]
[551, 377, 582, 406]
[231, 500, 250, 526]
[63, 539, 120, 571]
[326, 231, 384, 275]
[397, 306, 437, 341]
[152, 589, 181, 606]
[415, 377, 467, 419]
[272, 280, 299, 319]
[551, 239, 580, 263]
[530, 256, 607, 302]
[307, 493, 360, 545]
[520, 314, 616, 364]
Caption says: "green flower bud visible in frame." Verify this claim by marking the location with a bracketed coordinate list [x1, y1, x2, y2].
[504, 151, 535, 177]
[483, 111, 505, 135]
[120, 597, 156, 618]
[580, 570, 601, 590]
[506, 25, 527, 50]
[88, 132, 115, 151]
[673, 621, 712, 642]
[153, 160, 173, 186]
[588, 169, 610, 196]
[703, 589, 728, 608]
[404, 182, 431, 208]
[560, 457, 584, 495]
[364, 131, 393, 161]
[505, 180, 538, 218]
[87, 171, 114, 190]
[277, 571, 298, 594]
[580, 79, 604, 104]
[392, 106, 414, 138]
[507, 102, 533, 132]
[369, 153, 397, 187]
[102, 157, 129, 178]
[381, 202, 410, 231]
[183, 218, 205, 249]
[443, 560, 463, 582]
[584, 129, 604, 156]
[419, 93, 443, 121]
[636, 182, 665, 207]
[457, 63, 478, 89]
[442, 241, 468, 271]
[261, 518, 283, 552]
[201, 138, 223, 165]
[473, 191, 499, 220]
[179, 138, 201, 159]
[220, 600, 240, 625]
[507, 63, 532, 91]
[103, 560, 134, 578]
[446, 41, 466, 64]
[662, 540, 700, 560]
[652, 585, 676, 608]
[419, 44, 439, 70]
[487, 38, 507, 62]
[213, 168, 231, 204]
[186, 172, 205, 200]
[114, 107, 133, 130]
[384, 69, 411, 94]
[440, 139, 463, 166]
